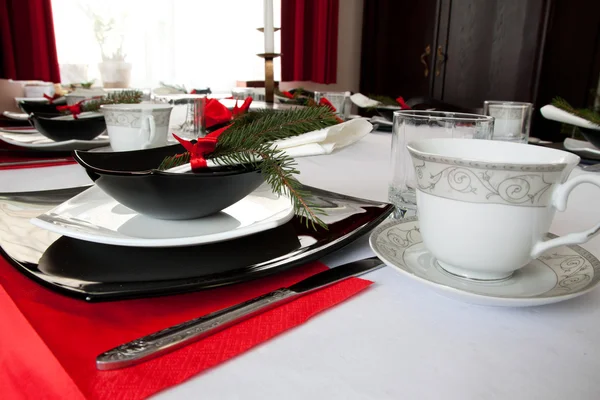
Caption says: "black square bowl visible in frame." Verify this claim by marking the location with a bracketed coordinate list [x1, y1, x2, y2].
[30, 113, 107, 142]
[74, 145, 265, 220]
[18, 99, 64, 115]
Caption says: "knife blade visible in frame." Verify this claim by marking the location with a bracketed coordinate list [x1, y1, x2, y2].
[96, 256, 384, 370]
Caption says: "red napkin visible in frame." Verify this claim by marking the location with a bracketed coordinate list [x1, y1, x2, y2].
[0, 254, 372, 400]
[204, 98, 253, 129]
[0, 154, 76, 170]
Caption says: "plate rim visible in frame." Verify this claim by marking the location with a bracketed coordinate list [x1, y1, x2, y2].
[31, 185, 295, 247]
[0, 132, 109, 149]
[369, 217, 600, 306]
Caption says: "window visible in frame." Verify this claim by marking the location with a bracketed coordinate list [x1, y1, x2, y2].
[51, 0, 281, 93]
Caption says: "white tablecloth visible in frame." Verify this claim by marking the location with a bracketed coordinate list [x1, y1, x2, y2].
[2, 131, 600, 400]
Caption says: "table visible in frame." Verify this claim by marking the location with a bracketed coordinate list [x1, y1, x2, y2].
[2, 131, 600, 399]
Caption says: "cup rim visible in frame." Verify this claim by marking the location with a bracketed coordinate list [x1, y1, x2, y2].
[483, 100, 534, 108]
[393, 110, 494, 123]
[407, 138, 580, 169]
[100, 103, 173, 112]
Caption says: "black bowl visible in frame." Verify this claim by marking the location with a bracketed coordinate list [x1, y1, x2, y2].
[375, 106, 401, 122]
[74, 145, 265, 220]
[18, 99, 65, 115]
[580, 128, 600, 149]
[30, 113, 107, 142]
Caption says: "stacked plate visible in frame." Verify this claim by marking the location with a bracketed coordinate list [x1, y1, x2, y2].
[0, 145, 393, 300]
[0, 113, 109, 151]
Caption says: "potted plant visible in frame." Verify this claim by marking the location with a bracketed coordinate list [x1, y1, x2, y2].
[84, 7, 132, 88]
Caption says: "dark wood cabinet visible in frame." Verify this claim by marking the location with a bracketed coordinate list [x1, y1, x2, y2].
[360, 0, 600, 141]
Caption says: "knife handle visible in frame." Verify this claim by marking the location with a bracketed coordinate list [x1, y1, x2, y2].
[96, 288, 297, 370]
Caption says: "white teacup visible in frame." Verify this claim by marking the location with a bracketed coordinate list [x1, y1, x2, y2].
[101, 104, 173, 151]
[407, 138, 600, 281]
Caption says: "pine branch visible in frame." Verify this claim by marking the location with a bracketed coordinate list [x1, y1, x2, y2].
[157, 107, 340, 228]
[367, 94, 398, 107]
[158, 152, 190, 170]
[552, 97, 600, 126]
[214, 107, 339, 152]
[210, 146, 327, 229]
[81, 90, 143, 112]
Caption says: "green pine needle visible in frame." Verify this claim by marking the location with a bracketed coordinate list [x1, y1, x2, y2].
[81, 90, 143, 112]
[552, 97, 600, 126]
[158, 107, 340, 229]
[158, 152, 190, 170]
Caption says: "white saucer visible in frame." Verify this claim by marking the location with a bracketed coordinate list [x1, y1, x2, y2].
[31, 184, 295, 247]
[370, 218, 600, 307]
[564, 138, 600, 160]
[0, 131, 109, 150]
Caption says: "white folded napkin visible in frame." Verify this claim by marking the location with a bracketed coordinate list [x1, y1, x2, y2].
[540, 105, 600, 131]
[167, 118, 373, 172]
[271, 118, 373, 157]
[350, 93, 380, 108]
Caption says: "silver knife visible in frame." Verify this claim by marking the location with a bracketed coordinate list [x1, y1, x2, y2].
[96, 256, 384, 370]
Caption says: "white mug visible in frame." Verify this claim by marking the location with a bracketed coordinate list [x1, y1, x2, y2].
[407, 138, 600, 281]
[101, 104, 173, 151]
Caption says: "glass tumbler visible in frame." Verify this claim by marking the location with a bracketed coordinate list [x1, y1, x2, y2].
[390, 110, 494, 218]
[483, 101, 533, 143]
[314, 91, 350, 120]
[169, 95, 206, 140]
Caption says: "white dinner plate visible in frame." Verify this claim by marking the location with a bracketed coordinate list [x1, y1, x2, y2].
[564, 138, 600, 160]
[0, 126, 38, 134]
[31, 184, 295, 247]
[2, 111, 30, 121]
[0, 131, 109, 150]
[370, 218, 600, 307]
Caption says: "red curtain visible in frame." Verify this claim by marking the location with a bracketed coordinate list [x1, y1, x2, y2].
[0, 0, 61, 82]
[281, 0, 339, 84]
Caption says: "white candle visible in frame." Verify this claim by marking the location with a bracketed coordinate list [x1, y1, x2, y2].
[263, 0, 274, 53]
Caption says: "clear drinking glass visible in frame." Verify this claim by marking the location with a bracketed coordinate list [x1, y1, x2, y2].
[169, 95, 206, 139]
[390, 110, 494, 218]
[483, 101, 533, 143]
[314, 91, 350, 120]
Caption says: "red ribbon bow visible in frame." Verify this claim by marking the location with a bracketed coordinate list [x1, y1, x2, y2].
[57, 101, 84, 119]
[318, 98, 344, 122]
[43, 93, 60, 104]
[396, 96, 411, 110]
[204, 97, 253, 129]
[173, 98, 252, 170]
[281, 91, 294, 99]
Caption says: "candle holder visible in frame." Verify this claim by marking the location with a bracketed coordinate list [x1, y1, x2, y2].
[257, 52, 281, 104]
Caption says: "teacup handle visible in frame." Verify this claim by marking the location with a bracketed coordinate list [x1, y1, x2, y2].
[141, 115, 156, 149]
[531, 174, 600, 258]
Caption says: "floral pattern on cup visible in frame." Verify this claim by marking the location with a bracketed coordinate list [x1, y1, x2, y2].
[410, 157, 564, 207]
[103, 110, 171, 128]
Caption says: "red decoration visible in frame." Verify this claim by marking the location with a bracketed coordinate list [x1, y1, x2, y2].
[205, 97, 253, 129]
[318, 97, 336, 112]
[43, 93, 61, 103]
[281, 91, 294, 99]
[318, 97, 343, 123]
[396, 96, 411, 110]
[172, 98, 252, 170]
[232, 97, 253, 116]
[57, 101, 83, 119]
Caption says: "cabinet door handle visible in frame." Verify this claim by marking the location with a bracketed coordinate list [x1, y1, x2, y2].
[435, 46, 447, 77]
[420, 45, 431, 77]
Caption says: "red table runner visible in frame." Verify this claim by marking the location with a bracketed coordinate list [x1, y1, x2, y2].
[0, 255, 372, 399]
